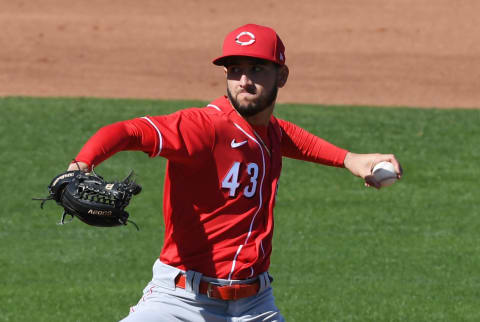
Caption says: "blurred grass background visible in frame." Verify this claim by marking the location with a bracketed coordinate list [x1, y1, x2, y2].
[0, 97, 478, 321]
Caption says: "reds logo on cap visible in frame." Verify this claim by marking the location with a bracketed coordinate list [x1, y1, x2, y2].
[235, 31, 256, 46]
[212, 24, 286, 66]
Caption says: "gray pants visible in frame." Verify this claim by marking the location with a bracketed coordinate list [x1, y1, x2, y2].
[120, 259, 285, 322]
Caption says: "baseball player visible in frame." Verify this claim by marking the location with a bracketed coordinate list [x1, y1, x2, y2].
[67, 24, 402, 321]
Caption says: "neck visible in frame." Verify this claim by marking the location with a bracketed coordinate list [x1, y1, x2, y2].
[244, 104, 275, 126]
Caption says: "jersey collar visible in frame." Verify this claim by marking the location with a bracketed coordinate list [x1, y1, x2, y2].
[208, 96, 277, 133]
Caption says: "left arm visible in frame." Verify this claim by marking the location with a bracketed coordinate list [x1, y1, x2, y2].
[278, 119, 348, 167]
[278, 119, 403, 188]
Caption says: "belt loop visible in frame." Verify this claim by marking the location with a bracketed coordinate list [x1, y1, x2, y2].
[265, 272, 271, 288]
[185, 270, 203, 294]
[258, 272, 270, 293]
[193, 271, 203, 294]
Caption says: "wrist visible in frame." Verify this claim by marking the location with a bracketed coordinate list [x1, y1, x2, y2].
[67, 161, 89, 172]
[343, 152, 355, 169]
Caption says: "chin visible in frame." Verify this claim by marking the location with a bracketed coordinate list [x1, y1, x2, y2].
[227, 87, 271, 117]
[237, 92, 258, 102]
[237, 98, 257, 108]
[235, 103, 264, 117]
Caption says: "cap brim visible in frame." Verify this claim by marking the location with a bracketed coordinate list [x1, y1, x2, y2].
[212, 54, 283, 66]
[212, 55, 229, 66]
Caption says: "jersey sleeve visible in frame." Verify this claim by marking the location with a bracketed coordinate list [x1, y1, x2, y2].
[74, 108, 215, 168]
[143, 108, 215, 162]
[278, 118, 348, 167]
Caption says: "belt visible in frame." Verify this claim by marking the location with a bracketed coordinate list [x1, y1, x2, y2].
[175, 274, 260, 300]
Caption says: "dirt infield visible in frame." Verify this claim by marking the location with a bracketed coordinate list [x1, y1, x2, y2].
[1, 0, 479, 108]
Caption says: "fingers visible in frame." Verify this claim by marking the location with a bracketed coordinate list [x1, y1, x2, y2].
[365, 153, 403, 189]
[396, 163, 403, 178]
[370, 154, 403, 178]
[346, 152, 403, 189]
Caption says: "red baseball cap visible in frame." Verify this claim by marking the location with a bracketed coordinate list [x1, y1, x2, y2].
[213, 24, 286, 66]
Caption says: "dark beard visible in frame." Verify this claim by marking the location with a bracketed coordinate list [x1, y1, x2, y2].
[227, 85, 278, 118]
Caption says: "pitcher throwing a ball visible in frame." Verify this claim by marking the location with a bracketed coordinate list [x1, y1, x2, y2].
[67, 24, 402, 321]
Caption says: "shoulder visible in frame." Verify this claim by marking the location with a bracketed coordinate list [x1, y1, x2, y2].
[179, 98, 235, 127]
[270, 116, 287, 137]
[180, 105, 223, 119]
[146, 105, 218, 127]
[274, 117, 298, 132]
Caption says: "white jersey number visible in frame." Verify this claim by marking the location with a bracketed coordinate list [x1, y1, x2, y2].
[222, 162, 259, 198]
[243, 163, 259, 198]
[222, 162, 241, 197]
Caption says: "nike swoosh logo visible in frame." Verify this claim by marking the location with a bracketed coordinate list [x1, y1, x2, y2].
[231, 139, 248, 148]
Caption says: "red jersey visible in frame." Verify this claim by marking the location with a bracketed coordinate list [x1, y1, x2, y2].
[75, 96, 347, 280]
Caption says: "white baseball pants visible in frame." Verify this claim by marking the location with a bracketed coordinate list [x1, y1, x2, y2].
[120, 259, 285, 322]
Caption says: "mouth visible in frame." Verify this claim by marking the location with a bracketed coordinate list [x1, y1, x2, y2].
[238, 91, 254, 96]
[239, 84, 257, 94]
[237, 92, 257, 103]
[237, 88, 257, 97]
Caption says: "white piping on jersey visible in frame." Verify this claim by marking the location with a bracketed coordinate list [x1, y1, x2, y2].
[260, 240, 266, 258]
[228, 245, 243, 284]
[141, 116, 163, 157]
[207, 104, 221, 111]
[227, 122, 267, 280]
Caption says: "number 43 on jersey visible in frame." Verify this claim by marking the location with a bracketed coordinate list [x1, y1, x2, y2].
[222, 162, 259, 198]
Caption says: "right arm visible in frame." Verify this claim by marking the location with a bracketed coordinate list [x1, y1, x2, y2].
[68, 118, 158, 171]
[67, 109, 215, 171]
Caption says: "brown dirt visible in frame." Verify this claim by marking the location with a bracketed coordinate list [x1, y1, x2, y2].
[1, 0, 479, 108]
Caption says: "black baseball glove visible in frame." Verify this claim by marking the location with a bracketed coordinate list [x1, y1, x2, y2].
[34, 169, 142, 229]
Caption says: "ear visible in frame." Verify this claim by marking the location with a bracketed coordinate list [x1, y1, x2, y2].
[223, 66, 228, 76]
[276, 65, 289, 88]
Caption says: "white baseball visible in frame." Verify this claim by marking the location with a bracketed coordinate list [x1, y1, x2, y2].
[372, 161, 397, 187]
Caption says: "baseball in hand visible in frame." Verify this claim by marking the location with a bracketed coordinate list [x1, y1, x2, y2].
[372, 161, 398, 187]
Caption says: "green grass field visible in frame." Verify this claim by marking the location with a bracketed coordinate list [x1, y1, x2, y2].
[1, 97, 479, 321]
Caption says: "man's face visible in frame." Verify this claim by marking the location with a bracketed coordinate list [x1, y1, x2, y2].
[225, 57, 281, 118]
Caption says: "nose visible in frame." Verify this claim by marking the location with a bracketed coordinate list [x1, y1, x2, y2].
[239, 73, 252, 87]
